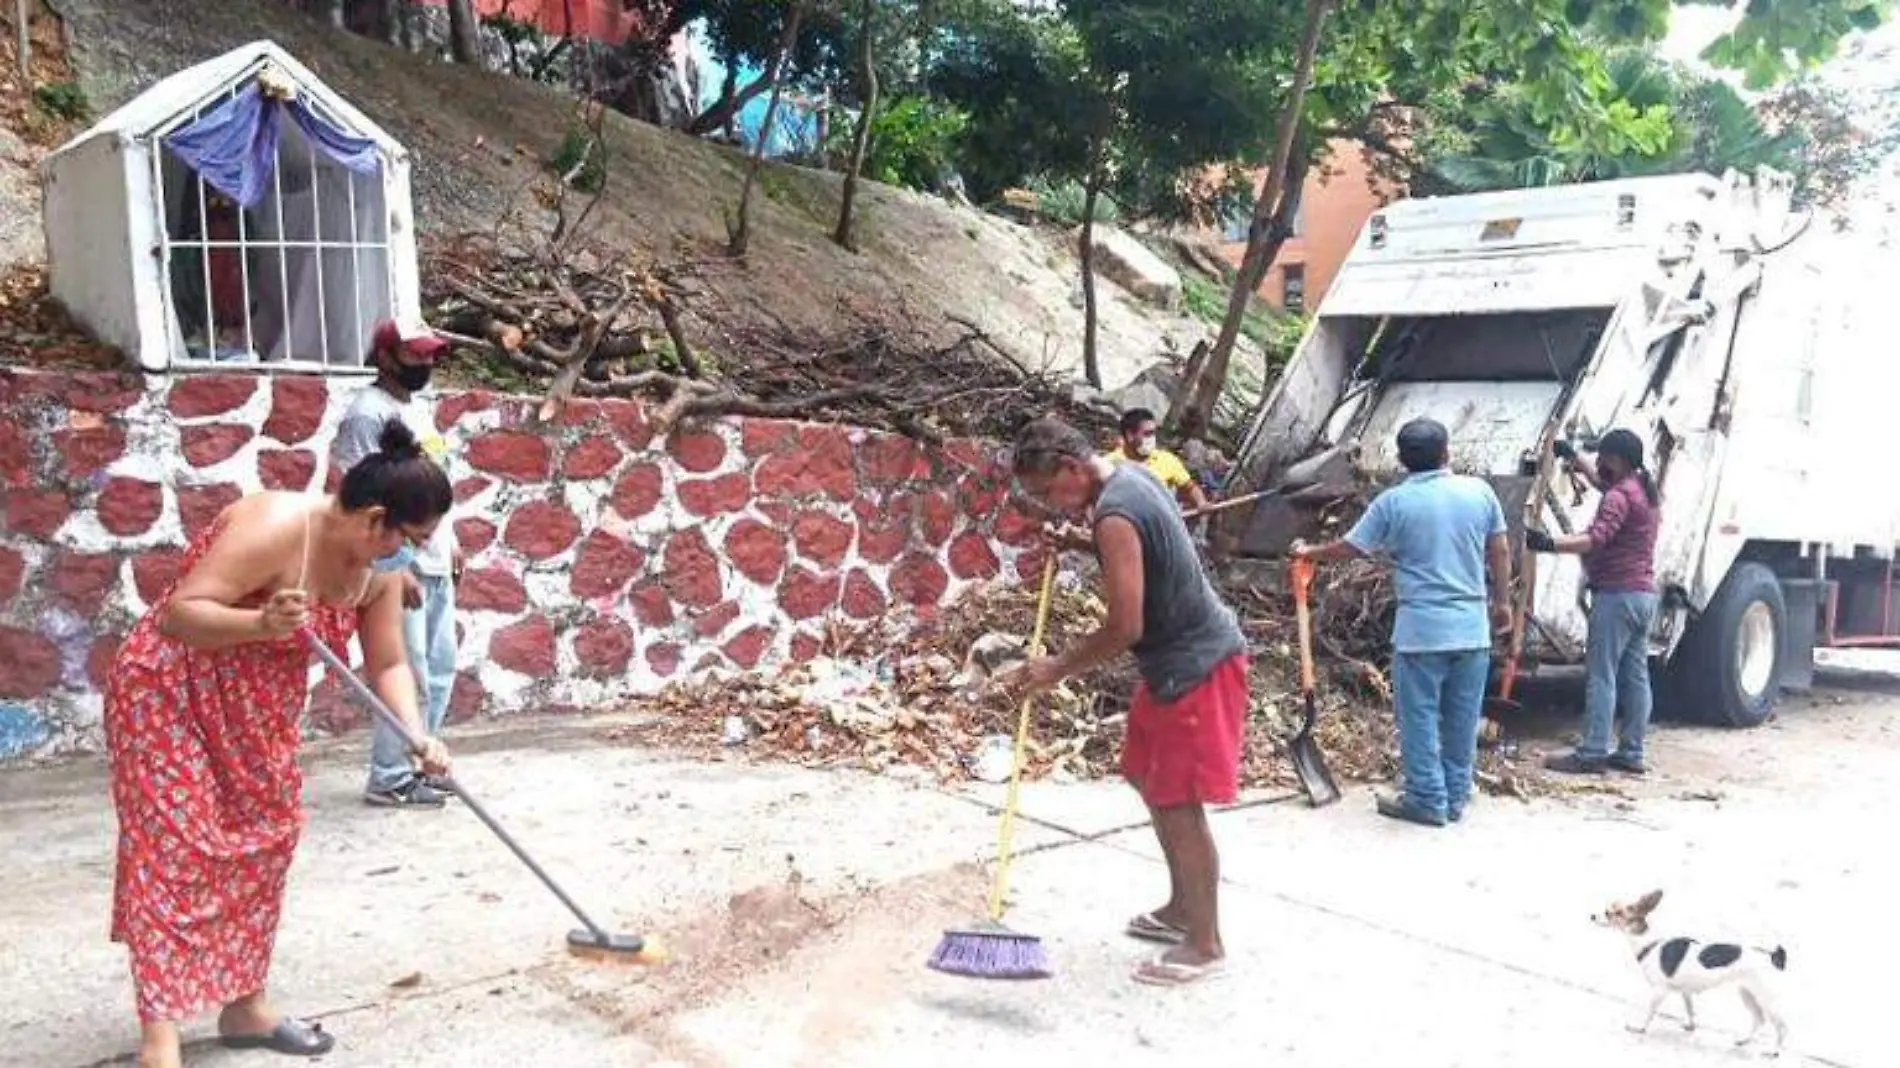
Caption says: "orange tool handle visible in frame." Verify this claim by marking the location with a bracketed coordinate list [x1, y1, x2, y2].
[1290, 556, 1317, 693]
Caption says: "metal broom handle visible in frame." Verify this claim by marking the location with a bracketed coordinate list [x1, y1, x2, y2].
[987, 553, 1058, 922]
[302, 630, 614, 941]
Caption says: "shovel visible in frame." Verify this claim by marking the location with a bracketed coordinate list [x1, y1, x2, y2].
[1286, 557, 1343, 807]
[1486, 536, 1538, 717]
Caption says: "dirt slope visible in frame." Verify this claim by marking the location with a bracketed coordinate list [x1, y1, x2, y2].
[30, 0, 1206, 393]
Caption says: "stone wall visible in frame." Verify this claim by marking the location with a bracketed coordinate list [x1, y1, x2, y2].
[0, 368, 1045, 761]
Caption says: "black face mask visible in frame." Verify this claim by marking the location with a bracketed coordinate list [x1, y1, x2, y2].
[392, 362, 433, 392]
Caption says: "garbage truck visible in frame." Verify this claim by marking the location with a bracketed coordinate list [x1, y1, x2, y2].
[1225, 171, 1900, 729]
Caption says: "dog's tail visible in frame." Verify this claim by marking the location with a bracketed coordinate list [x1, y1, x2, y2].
[1768, 945, 1789, 972]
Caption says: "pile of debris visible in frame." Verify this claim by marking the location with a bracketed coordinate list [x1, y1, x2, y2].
[0, 265, 126, 369]
[620, 543, 1554, 800]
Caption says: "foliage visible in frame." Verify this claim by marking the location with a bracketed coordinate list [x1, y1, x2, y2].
[679, 0, 852, 100]
[550, 126, 607, 193]
[1756, 78, 1900, 209]
[1028, 176, 1120, 224]
[826, 94, 970, 191]
[33, 81, 91, 123]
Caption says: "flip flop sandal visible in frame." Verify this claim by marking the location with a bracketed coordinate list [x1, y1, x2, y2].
[219, 1018, 336, 1057]
[1132, 953, 1226, 988]
[1125, 911, 1188, 945]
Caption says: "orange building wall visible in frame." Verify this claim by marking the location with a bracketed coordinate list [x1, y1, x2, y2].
[1215, 140, 1397, 314]
[418, 0, 646, 45]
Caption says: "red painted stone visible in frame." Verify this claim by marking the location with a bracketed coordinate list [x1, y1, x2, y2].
[0, 546, 22, 605]
[468, 430, 552, 482]
[943, 439, 984, 470]
[459, 567, 529, 613]
[662, 528, 722, 608]
[132, 548, 186, 606]
[918, 492, 958, 546]
[1015, 545, 1051, 584]
[628, 581, 674, 626]
[609, 464, 664, 520]
[996, 505, 1045, 547]
[87, 633, 124, 690]
[257, 449, 317, 491]
[54, 425, 126, 478]
[778, 566, 841, 621]
[51, 552, 122, 613]
[645, 641, 682, 677]
[490, 616, 557, 677]
[447, 672, 487, 724]
[574, 617, 635, 677]
[504, 499, 582, 560]
[857, 515, 910, 565]
[860, 434, 918, 483]
[562, 435, 624, 480]
[667, 428, 727, 473]
[7, 489, 72, 539]
[262, 377, 328, 444]
[724, 519, 786, 585]
[678, 472, 751, 517]
[21, 372, 143, 414]
[98, 478, 164, 537]
[453, 476, 493, 505]
[756, 500, 793, 525]
[0, 626, 61, 699]
[305, 675, 365, 734]
[435, 391, 495, 432]
[605, 400, 653, 450]
[692, 600, 742, 639]
[842, 569, 886, 619]
[0, 421, 28, 488]
[740, 418, 797, 458]
[168, 374, 257, 418]
[454, 517, 497, 555]
[181, 424, 255, 468]
[723, 625, 775, 670]
[948, 532, 1002, 580]
[890, 554, 950, 607]
[177, 483, 242, 538]
[790, 631, 823, 662]
[958, 471, 1008, 519]
[754, 426, 857, 500]
[792, 511, 854, 568]
[556, 399, 604, 428]
[571, 530, 645, 599]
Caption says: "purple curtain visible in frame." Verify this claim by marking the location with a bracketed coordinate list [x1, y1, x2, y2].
[163, 81, 381, 209]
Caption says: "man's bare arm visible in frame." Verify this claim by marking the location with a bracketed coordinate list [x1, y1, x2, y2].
[1048, 516, 1145, 680]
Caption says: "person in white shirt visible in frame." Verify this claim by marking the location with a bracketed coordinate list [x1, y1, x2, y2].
[332, 319, 462, 809]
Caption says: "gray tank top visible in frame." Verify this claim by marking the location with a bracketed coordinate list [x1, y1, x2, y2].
[1095, 465, 1247, 701]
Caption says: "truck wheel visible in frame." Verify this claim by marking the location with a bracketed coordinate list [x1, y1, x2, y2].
[1676, 562, 1785, 728]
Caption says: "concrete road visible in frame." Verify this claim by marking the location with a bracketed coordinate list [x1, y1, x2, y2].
[1, 683, 1894, 1068]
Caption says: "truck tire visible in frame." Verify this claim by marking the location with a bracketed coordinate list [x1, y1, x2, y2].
[1675, 562, 1786, 728]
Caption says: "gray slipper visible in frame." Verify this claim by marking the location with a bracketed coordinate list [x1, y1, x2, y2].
[219, 1018, 336, 1057]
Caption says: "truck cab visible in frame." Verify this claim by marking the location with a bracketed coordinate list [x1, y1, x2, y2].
[1227, 171, 1900, 728]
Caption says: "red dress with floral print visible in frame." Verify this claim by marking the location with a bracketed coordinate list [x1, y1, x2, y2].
[104, 514, 358, 1023]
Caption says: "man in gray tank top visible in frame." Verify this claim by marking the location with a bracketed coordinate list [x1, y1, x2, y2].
[1000, 416, 1249, 988]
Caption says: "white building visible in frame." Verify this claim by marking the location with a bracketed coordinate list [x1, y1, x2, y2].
[40, 40, 425, 373]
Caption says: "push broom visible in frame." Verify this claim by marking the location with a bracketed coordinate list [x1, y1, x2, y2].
[927, 553, 1058, 980]
[303, 630, 661, 965]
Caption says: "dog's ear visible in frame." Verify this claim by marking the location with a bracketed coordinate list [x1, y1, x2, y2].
[1635, 890, 1663, 914]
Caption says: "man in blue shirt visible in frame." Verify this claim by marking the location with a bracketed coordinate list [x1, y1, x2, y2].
[1293, 418, 1512, 826]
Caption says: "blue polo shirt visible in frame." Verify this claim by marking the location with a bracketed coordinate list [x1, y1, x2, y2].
[1345, 469, 1506, 654]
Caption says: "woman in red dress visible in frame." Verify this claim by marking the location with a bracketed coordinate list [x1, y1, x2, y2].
[105, 420, 454, 1068]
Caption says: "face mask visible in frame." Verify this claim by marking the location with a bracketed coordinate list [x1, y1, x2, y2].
[392, 361, 433, 393]
[1132, 434, 1158, 458]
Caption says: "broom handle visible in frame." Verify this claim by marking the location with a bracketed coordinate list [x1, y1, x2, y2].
[987, 553, 1058, 921]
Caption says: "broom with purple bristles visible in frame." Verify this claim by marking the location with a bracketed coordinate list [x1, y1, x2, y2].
[927, 554, 1057, 981]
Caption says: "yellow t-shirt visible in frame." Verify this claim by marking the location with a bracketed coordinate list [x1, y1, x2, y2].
[1106, 445, 1193, 491]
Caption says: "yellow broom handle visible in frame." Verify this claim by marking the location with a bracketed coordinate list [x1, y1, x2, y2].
[988, 552, 1059, 921]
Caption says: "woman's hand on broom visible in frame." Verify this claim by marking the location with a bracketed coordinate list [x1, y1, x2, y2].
[258, 589, 310, 637]
[413, 736, 452, 778]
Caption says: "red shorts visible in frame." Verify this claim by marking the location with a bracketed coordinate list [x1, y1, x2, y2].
[1120, 653, 1250, 808]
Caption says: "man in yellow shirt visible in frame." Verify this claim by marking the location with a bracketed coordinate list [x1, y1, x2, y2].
[1106, 408, 1210, 513]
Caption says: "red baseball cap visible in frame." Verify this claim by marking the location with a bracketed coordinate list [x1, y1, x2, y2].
[371, 318, 448, 359]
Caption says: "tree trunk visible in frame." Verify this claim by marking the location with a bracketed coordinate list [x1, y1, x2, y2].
[15, 0, 30, 79]
[1078, 163, 1106, 390]
[1170, 0, 1333, 438]
[689, 68, 777, 136]
[833, 0, 879, 250]
[446, 0, 481, 65]
[323, 0, 345, 29]
[729, 3, 805, 258]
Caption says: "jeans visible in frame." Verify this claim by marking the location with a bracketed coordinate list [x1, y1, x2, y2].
[1390, 649, 1490, 818]
[1579, 590, 1659, 761]
[367, 572, 457, 792]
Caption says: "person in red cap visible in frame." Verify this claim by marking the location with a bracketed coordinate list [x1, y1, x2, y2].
[332, 319, 462, 809]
